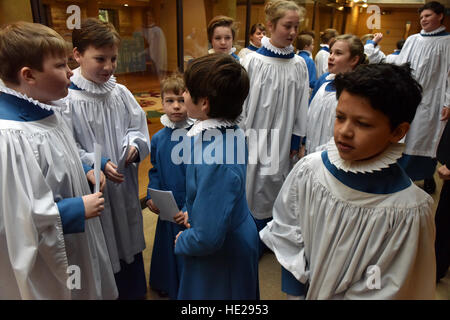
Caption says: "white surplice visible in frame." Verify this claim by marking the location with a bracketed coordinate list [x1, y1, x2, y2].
[0, 87, 117, 299]
[305, 74, 337, 154]
[62, 68, 150, 273]
[395, 26, 450, 157]
[260, 139, 436, 299]
[314, 45, 330, 78]
[240, 37, 309, 220]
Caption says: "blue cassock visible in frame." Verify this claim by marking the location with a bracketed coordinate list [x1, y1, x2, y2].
[174, 125, 260, 300]
[147, 126, 189, 300]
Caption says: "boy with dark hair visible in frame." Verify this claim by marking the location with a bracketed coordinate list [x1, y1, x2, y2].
[0, 21, 117, 299]
[261, 63, 436, 299]
[174, 53, 259, 299]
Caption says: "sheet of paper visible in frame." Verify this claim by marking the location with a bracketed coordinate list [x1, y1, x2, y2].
[117, 143, 130, 174]
[148, 188, 180, 222]
[94, 143, 102, 193]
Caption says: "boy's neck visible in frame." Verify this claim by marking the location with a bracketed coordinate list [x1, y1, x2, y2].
[2, 82, 51, 105]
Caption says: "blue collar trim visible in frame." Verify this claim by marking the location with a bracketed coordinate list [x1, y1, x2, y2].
[0, 92, 54, 121]
[231, 52, 240, 61]
[319, 46, 330, 53]
[325, 81, 335, 92]
[256, 46, 295, 59]
[247, 44, 259, 51]
[321, 151, 411, 194]
[392, 51, 400, 55]
[420, 30, 450, 37]
[69, 82, 83, 91]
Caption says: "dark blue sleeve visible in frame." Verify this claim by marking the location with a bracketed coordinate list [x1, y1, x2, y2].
[366, 39, 377, 47]
[147, 135, 161, 201]
[174, 165, 241, 256]
[291, 134, 301, 152]
[305, 58, 317, 89]
[101, 157, 110, 171]
[56, 197, 85, 234]
[82, 163, 93, 174]
[309, 72, 330, 105]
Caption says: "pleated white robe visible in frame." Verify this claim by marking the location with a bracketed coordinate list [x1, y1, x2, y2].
[62, 68, 150, 273]
[260, 142, 436, 299]
[240, 46, 309, 220]
[0, 93, 117, 299]
[305, 75, 337, 154]
[395, 29, 450, 157]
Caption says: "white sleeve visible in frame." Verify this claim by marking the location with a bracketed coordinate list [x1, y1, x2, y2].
[259, 160, 310, 284]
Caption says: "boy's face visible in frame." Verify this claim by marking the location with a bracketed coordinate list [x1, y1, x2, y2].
[268, 10, 299, 48]
[182, 90, 208, 120]
[211, 26, 233, 54]
[30, 54, 73, 103]
[73, 44, 118, 84]
[250, 28, 265, 47]
[420, 9, 443, 32]
[334, 90, 403, 162]
[162, 90, 187, 123]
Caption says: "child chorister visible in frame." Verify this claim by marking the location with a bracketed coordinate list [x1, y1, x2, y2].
[0, 21, 117, 299]
[261, 63, 436, 299]
[240, 0, 309, 257]
[63, 18, 150, 299]
[306, 34, 367, 154]
[146, 73, 193, 299]
[174, 54, 259, 300]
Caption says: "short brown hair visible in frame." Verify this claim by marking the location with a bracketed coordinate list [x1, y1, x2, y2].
[207, 15, 236, 44]
[184, 54, 249, 121]
[250, 23, 266, 35]
[72, 18, 121, 53]
[0, 22, 68, 85]
[296, 34, 313, 50]
[320, 28, 338, 44]
[161, 72, 185, 99]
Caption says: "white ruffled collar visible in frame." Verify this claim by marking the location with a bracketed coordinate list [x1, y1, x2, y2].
[160, 114, 194, 129]
[0, 85, 56, 111]
[186, 118, 239, 137]
[326, 138, 405, 173]
[70, 67, 117, 94]
[261, 36, 294, 55]
[420, 25, 446, 35]
[208, 47, 237, 55]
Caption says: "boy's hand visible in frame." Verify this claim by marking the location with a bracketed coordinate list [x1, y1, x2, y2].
[174, 210, 190, 227]
[146, 199, 160, 214]
[86, 169, 106, 192]
[438, 165, 450, 181]
[373, 33, 383, 44]
[125, 146, 138, 167]
[174, 231, 183, 246]
[441, 106, 450, 121]
[105, 161, 125, 183]
[289, 149, 298, 159]
[82, 192, 105, 219]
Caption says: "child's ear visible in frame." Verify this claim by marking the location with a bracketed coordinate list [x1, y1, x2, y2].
[19, 67, 36, 85]
[73, 47, 82, 63]
[390, 122, 410, 142]
[201, 97, 210, 116]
